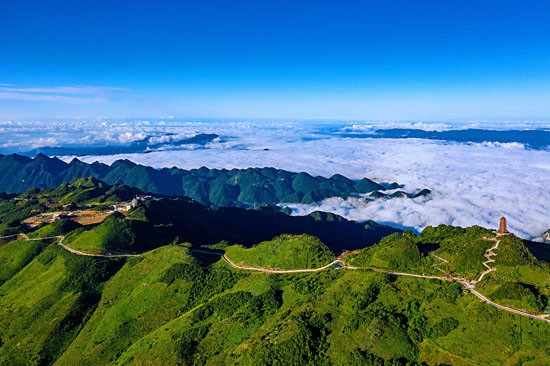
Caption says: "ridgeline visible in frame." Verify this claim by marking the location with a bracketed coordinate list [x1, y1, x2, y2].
[0, 153, 430, 209]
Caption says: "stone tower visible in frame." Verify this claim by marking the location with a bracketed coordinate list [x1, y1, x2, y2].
[497, 216, 509, 234]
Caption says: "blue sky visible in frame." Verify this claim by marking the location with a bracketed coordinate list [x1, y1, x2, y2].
[1, 0, 549, 121]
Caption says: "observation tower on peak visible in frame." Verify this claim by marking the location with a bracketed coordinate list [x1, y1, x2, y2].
[497, 216, 509, 235]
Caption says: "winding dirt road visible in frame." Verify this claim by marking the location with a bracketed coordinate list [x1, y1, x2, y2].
[196, 250, 451, 281]
[192, 249, 450, 279]
[15, 233, 140, 258]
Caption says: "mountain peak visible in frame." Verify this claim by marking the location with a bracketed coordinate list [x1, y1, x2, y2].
[3, 153, 32, 165]
[30, 153, 68, 175]
[35, 152, 49, 159]
[111, 159, 137, 169]
[355, 178, 384, 193]
[329, 173, 354, 184]
[69, 157, 83, 165]
[70, 176, 104, 188]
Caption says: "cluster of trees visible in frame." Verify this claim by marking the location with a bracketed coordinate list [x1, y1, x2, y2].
[490, 283, 547, 312]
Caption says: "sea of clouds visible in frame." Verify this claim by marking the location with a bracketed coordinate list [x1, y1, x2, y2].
[1, 119, 549, 240]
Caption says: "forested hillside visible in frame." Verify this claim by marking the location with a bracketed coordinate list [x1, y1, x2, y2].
[0, 153, 430, 208]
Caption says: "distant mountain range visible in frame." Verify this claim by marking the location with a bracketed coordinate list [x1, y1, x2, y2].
[339, 128, 550, 150]
[21, 133, 220, 157]
[0, 153, 430, 209]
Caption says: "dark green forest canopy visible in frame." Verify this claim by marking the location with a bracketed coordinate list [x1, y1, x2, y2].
[0, 154, 430, 208]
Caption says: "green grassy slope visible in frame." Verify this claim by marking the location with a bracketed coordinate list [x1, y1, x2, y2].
[0, 237, 54, 285]
[0, 242, 124, 365]
[225, 234, 336, 270]
[54, 245, 221, 366]
[348, 226, 550, 314]
[0, 234, 550, 365]
[348, 232, 437, 274]
[97, 268, 550, 366]
[421, 225, 496, 278]
[27, 218, 83, 239]
[63, 212, 157, 254]
[476, 234, 550, 312]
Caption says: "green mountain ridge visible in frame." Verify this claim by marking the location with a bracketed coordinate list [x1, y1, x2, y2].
[348, 226, 550, 314]
[63, 212, 157, 255]
[0, 154, 430, 209]
[0, 177, 148, 236]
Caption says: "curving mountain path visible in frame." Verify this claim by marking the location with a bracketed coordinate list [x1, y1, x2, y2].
[223, 257, 346, 274]
[15, 233, 140, 258]
[191, 249, 450, 278]
[475, 237, 499, 283]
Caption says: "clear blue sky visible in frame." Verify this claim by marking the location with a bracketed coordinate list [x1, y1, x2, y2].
[1, 0, 549, 121]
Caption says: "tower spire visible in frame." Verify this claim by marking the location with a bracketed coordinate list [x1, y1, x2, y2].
[497, 216, 509, 234]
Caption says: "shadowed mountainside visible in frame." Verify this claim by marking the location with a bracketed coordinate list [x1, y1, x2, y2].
[127, 199, 400, 252]
[0, 179, 400, 252]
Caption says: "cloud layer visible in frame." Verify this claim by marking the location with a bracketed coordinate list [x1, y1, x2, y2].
[1, 119, 548, 240]
[66, 124, 549, 240]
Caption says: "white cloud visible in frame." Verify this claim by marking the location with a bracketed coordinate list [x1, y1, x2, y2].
[343, 121, 460, 132]
[31, 137, 58, 149]
[115, 132, 147, 144]
[473, 141, 526, 149]
[1, 119, 547, 240]
[147, 133, 196, 145]
[72, 132, 550, 241]
[0, 85, 127, 103]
